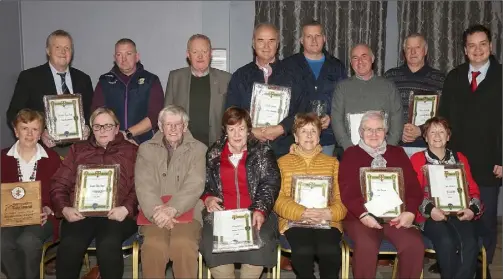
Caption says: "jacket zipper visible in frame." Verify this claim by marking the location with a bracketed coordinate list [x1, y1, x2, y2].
[112, 72, 132, 129]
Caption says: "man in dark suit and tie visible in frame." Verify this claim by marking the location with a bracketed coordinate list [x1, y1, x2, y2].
[7, 29, 94, 156]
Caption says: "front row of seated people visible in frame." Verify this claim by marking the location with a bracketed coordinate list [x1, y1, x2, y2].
[0, 106, 483, 279]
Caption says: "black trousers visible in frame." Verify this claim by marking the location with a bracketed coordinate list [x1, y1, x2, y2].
[423, 216, 478, 279]
[56, 217, 137, 279]
[478, 186, 500, 264]
[284, 227, 342, 279]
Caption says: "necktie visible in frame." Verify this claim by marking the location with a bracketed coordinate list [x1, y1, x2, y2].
[471, 71, 481, 92]
[57, 72, 70, 94]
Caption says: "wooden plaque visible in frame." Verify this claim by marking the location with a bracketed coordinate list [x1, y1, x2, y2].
[1, 181, 41, 227]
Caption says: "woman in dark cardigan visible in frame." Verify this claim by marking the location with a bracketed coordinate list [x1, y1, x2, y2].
[1, 109, 61, 279]
[199, 107, 281, 279]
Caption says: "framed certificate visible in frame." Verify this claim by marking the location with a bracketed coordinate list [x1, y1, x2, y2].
[360, 167, 405, 221]
[347, 111, 388, 145]
[1, 181, 41, 227]
[250, 83, 291, 127]
[212, 209, 262, 253]
[44, 94, 85, 143]
[423, 164, 470, 213]
[74, 164, 119, 216]
[289, 175, 333, 229]
[407, 91, 441, 126]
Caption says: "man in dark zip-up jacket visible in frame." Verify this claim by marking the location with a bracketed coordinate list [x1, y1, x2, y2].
[92, 38, 164, 144]
[282, 20, 347, 158]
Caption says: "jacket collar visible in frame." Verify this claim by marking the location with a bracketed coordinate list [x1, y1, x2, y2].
[88, 133, 127, 149]
[110, 62, 145, 77]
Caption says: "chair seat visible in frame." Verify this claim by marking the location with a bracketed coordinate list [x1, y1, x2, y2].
[343, 234, 397, 253]
[88, 232, 140, 249]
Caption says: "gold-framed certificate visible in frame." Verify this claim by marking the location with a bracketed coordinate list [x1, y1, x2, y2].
[289, 175, 333, 229]
[423, 164, 470, 213]
[360, 167, 405, 221]
[250, 83, 291, 127]
[74, 164, 119, 217]
[44, 94, 85, 143]
[347, 111, 388, 145]
[407, 91, 441, 126]
[212, 209, 262, 253]
[1, 181, 41, 227]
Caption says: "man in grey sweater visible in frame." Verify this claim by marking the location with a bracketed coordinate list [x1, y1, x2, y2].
[331, 44, 403, 150]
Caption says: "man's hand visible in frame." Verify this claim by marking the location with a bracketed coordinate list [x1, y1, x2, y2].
[493, 165, 502, 178]
[457, 208, 475, 221]
[389, 212, 415, 229]
[430, 207, 448, 222]
[107, 206, 129, 222]
[251, 128, 267, 142]
[41, 130, 56, 148]
[205, 196, 223, 212]
[152, 205, 177, 229]
[83, 125, 91, 140]
[62, 207, 85, 222]
[120, 131, 139, 146]
[402, 124, 421, 143]
[41, 206, 53, 226]
[321, 115, 331, 130]
[262, 125, 284, 141]
[252, 211, 265, 230]
[360, 215, 383, 229]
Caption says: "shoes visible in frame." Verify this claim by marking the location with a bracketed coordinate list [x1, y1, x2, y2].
[428, 262, 440, 274]
[45, 260, 56, 276]
[280, 256, 292, 271]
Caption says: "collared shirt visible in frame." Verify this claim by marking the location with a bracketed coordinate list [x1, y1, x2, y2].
[355, 71, 374, 81]
[191, 67, 209, 77]
[468, 59, 490, 85]
[49, 62, 74, 95]
[7, 141, 48, 182]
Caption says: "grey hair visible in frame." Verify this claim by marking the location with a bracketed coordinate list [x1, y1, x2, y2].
[187, 34, 212, 50]
[403, 33, 428, 52]
[351, 43, 375, 60]
[359, 110, 388, 132]
[157, 105, 190, 127]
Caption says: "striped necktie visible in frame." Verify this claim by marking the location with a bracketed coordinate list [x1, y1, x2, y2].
[57, 72, 70, 94]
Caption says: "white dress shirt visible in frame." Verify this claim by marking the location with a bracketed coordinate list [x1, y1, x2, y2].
[49, 62, 74, 95]
[468, 59, 490, 86]
[7, 141, 48, 182]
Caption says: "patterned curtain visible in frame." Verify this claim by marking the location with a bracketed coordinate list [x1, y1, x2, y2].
[255, 1, 388, 76]
[397, 0, 503, 72]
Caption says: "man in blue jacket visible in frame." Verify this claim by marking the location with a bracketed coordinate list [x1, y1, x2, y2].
[282, 20, 347, 158]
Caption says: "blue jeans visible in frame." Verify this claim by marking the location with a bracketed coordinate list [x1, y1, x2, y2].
[322, 145, 335, 156]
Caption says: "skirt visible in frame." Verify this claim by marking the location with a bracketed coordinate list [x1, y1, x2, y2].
[199, 212, 279, 268]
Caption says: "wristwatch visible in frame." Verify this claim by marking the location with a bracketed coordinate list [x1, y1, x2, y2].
[125, 129, 133, 140]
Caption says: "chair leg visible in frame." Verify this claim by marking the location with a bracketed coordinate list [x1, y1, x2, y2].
[83, 253, 90, 272]
[391, 256, 399, 279]
[276, 245, 281, 279]
[207, 264, 212, 279]
[481, 246, 487, 279]
[198, 253, 203, 279]
[341, 241, 350, 279]
[40, 242, 50, 279]
[340, 242, 346, 279]
[132, 241, 139, 279]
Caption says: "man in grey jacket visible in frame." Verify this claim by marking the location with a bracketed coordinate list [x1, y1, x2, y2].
[331, 44, 403, 150]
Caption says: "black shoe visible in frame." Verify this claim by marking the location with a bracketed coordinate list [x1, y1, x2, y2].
[428, 262, 441, 274]
[475, 263, 491, 279]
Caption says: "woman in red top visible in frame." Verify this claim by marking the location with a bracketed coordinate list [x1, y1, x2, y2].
[199, 107, 281, 279]
[410, 117, 482, 279]
[50, 107, 138, 279]
[1, 109, 61, 279]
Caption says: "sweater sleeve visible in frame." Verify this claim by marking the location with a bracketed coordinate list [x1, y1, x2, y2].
[331, 83, 353, 150]
[273, 158, 307, 222]
[338, 147, 367, 218]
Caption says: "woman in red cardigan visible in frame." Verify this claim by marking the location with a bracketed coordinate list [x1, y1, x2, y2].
[410, 117, 482, 279]
[338, 111, 425, 279]
[1, 109, 61, 279]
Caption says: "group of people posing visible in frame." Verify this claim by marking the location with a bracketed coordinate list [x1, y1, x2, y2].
[1, 19, 501, 279]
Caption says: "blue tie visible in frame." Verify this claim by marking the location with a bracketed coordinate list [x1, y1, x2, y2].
[57, 73, 70, 94]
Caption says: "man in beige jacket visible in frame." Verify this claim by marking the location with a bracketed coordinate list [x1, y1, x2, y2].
[135, 105, 207, 279]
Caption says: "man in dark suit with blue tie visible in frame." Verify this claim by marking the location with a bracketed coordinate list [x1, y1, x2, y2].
[7, 29, 94, 155]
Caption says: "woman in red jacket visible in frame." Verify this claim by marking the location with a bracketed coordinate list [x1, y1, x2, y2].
[50, 107, 138, 279]
[1, 109, 61, 279]
[410, 117, 482, 279]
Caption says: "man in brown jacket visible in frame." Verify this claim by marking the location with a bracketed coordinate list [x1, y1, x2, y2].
[135, 105, 207, 279]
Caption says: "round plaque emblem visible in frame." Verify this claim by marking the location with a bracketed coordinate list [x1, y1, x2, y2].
[11, 186, 25, 200]
[92, 203, 99, 209]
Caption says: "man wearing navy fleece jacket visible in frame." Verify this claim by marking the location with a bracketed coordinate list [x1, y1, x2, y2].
[282, 20, 347, 158]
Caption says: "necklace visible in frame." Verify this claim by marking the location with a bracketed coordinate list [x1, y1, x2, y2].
[16, 158, 38, 182]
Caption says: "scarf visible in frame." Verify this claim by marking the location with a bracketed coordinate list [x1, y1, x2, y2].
[358, 139, 387, 168]
[424, 148, 457, 165]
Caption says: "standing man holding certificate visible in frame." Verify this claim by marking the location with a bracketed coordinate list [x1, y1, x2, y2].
[225, 23, 305, 158]
[164, 34, 232, 147]
[135, 105, 207, 279]
[331, 44, 403, 151]
[384, 33, 445, 158]
[6, 29, 94, 157]
[282, 20, 347, 158]
[438, 24, 502, 279]
[92, 38, 165, 145]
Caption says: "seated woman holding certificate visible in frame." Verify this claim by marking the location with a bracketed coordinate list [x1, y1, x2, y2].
[1, 109, 61, 279]
[50, 107, 138, 279]
[274, 113, 347, 279]
[199, 107, 281, 279]
[410, 117, 483, 279]
[338, 110, 424, 279]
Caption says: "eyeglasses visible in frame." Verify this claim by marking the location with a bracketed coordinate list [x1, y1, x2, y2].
[92, 124, 116, 132]
[162, 122, 184, 129]
[362, 128, 385, 135]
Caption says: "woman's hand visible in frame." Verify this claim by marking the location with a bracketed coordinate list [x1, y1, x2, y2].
[360, 215, 383, 229]
[457, 208, 475, 221]
[430, 207, 448, 222]
[107, 206, 129, 222]
[301, 208, 331, 224]
[62, 207, 85, 222]
[252, 211, 265, 230]
[389, 212, 415, 229]
[204, 196, 223, 212]
[40, 206, 53, 226]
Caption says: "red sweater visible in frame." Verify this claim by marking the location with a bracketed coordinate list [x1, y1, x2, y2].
[339, 145, 423, 220]
[410, 151, 481, 224]
[219, 144, 252, 210]
[1, 145, 62, 240]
